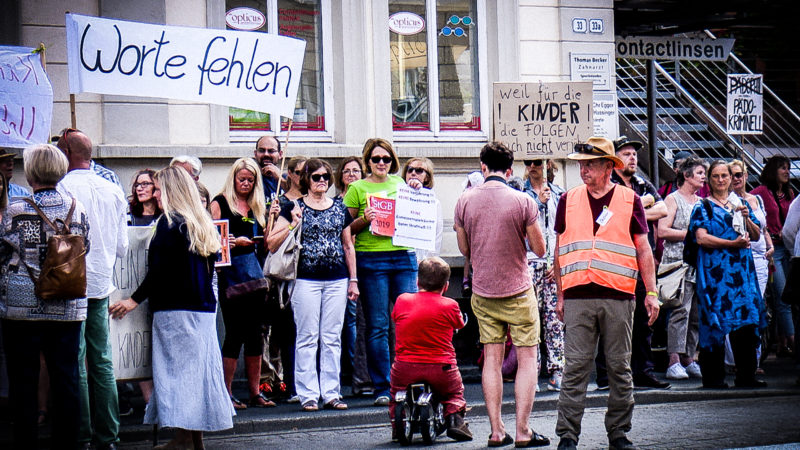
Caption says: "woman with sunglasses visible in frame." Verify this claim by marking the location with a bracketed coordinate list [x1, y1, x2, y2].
[751, 155, 796, 357]
[402, 157, 443, 263]
[128, 169, 162, 226]
[343, 138, 422, 406]
[210, 158, 273, 410]
[268, 159, 358, 411]
[686, 160, 766, 388]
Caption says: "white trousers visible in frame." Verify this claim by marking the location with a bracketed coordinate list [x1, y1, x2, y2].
[292, 278, 349, 404]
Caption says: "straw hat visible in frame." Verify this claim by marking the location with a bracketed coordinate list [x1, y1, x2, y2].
[567, 137, 624, 169]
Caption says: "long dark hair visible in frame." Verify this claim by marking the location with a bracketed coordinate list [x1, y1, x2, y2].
[0, 171, 8, 211]
[129, 169, 163, 218]
[759, 155, 794, 197]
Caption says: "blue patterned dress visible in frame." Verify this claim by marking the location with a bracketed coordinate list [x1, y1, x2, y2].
[687, 196, 767, 350]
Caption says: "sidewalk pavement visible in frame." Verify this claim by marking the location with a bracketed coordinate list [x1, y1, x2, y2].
[112, 356, 800, 445]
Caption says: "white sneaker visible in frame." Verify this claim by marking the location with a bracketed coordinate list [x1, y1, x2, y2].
[685, 361, 702, 378]
[287, 394, 301, 403]
[666, 363, 689, 380]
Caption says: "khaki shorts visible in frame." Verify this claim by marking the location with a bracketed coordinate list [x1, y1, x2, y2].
[471, 287, 540, 347]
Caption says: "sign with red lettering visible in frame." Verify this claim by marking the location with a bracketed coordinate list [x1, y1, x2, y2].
[368, 194, 396, 237]
[65, 13, 306, 118]
[0, 46, 53, 149]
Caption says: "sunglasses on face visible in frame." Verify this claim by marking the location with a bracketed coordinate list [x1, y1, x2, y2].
[407, 167, 426, 175]
[311, 173, 331, 182]
[732, 172, 745, 179]
[293, 170, 303, 175]
[371, 156, 393, 165]
[523, 160, 544, 167]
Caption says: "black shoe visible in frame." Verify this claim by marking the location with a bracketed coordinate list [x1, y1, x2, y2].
[734, 379, 767, 388]
[514, 431, 549, 447]
[557, 437, 577, 450]
[596, 379, 609, 390]
[609, 436, 636, 450]
[633, 373, 671, 389]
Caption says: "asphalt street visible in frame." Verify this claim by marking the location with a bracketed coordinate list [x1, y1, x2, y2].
[120, 396, 800, 449]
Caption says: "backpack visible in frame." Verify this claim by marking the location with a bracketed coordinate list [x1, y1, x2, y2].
[18, 197, 87, 301]
[682, 199, 713, 268]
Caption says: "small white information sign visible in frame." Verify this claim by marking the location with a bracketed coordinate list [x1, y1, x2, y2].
[592, 92, 619, 138]
[392, 185, 437, 251]
[570, 53, 612, 91]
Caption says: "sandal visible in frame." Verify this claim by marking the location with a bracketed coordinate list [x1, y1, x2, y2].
[249, 392, 277, 407]
[302, 400, 318, 412]
[324, 398, 348, 410]
[230, 395, 247, 410]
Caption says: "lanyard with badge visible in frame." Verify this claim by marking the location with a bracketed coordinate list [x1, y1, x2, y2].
[596, 206, 613, 227]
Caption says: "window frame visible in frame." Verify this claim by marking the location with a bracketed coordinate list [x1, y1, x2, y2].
[391, 0, 489, 142]
[228, 0, 334, 143]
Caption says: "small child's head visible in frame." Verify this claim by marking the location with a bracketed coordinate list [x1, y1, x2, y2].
[417, 257, 451, 293]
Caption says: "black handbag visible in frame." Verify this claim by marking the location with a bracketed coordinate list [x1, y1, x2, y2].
[222, 252, 269, 299]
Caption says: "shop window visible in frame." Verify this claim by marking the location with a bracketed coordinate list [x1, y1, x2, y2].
[389, 0, 482, 134]
[226, 0, 327, 134]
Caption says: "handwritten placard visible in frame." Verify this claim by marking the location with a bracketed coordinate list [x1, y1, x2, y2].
[726, 74, 763, 135]
[109, 226, 154, 381]
[392, 185, 437, 251]
[0, 46, 53, 148]
[494, 81, 593, 159]
[65, 13, 306, 118]
[368, 194, 396, 237]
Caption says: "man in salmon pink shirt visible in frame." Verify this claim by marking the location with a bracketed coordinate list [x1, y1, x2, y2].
[389, 257, 472, 442]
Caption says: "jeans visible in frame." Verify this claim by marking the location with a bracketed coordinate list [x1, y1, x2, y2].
[771, 243, 795, 337]
[78, 297, 119, 445]
[3, 319, 82, 449]
[342, 297, 372, 392]
[356, 250, 417, 398]
[292, 278, 348, 404]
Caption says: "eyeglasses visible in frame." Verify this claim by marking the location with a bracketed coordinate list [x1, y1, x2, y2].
[523, 160, 544, 167]
[293, 170, 303, 175]
[573, 143, 607, 156]
[732, 172, 745, 179]
[371, 156, 393, 165]
[407, 167, 426, 175]
[311, 173, 331, 182]
[256, 147, 280, 154]
[134, 182, 154, 189]
[342, 169, 361, 175]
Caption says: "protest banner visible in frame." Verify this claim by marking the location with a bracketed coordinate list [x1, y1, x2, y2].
[494, 81, 593, 159]
[727, 74, 763, 135]
[392, 185, 437, 251]
[109, 226, 154, 381]
[368, 194, 396, 237]
[65, 13, 306, 118]
[214, 219, 232, 267]
[0, 46, 53, 148]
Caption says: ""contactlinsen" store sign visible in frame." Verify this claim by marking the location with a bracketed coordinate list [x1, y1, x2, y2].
[616, 36, 734, 61]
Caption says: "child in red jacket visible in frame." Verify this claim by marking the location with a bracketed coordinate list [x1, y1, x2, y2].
[390, 257, 472, 441]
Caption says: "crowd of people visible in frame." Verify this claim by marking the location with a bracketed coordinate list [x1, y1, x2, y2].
[0, 130, 798, 449]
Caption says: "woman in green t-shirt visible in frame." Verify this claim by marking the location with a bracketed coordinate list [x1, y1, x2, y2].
[343, 138, 421, 405]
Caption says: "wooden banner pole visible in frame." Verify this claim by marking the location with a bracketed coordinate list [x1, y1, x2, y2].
[266, 119, 295, 233]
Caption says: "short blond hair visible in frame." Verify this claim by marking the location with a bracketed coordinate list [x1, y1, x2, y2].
[23, 144, 68, 186]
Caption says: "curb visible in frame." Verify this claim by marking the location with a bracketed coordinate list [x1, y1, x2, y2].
[118, 386, 800, 443]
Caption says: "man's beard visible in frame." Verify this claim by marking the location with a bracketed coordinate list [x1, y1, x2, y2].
[623, 166, 636, 177]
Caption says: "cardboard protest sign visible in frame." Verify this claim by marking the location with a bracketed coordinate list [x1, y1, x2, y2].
[727, 74, 763, 135]
[214, 219, 231, 267]
[392, 185, 437, 251]
[0, 46, 53, 148]
[65, 13, 306, 118]
[368, 194, 395, 237]
[109, 226, 154, 381]
[494, 81, 593, 159]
